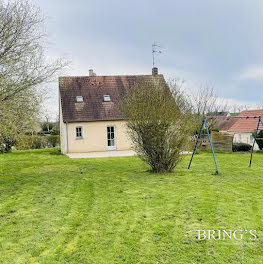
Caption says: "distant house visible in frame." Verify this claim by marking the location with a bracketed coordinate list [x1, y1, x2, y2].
[216, 117, 238, 132]
[227, 110, 263, 148]
[59, 68, 165, 154]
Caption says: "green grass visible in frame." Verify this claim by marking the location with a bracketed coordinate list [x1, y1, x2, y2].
[0, 148, 263, 263]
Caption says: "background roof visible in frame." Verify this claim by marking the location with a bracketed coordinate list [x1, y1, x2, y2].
[227, 110, 263, 132]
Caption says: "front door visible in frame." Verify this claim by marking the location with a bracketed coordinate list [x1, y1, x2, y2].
[107, 126, 116, 150]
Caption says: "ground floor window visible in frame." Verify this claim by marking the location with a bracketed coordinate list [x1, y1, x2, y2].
[76, 126, 83, 138]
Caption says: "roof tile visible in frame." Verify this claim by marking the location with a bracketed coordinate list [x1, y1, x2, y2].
[227, 110, 263, 132]
[59, 74, 165, 122]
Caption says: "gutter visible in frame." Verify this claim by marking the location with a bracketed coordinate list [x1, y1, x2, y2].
[66, 121, 69, 153]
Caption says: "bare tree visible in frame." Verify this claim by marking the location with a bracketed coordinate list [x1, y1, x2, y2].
[44, 114, 51, 132]
[0, 0, 66, 102]
[0, 0, 67, 152]
[191, 84, 219, 115]
[188, 83, 231, 130]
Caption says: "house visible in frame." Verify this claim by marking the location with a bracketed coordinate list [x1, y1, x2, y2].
[59, 68, 165, 154]
[216, 117, 238, 132]
[227, 110, 263, 148]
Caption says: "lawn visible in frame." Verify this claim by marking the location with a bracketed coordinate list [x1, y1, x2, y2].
[0, 148, 263, 264]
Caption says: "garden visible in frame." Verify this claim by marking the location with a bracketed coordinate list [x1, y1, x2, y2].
[0, 148, 263, 263]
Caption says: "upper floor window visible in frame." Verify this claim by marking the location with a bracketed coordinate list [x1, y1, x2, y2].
[103, 95, 111, 102]
[76, 96, 83, 102]
[76, 126, 83, 138]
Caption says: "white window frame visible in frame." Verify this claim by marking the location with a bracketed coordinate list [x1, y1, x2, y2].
[75, 126, 83, 139]
[103, 95, 111, 102]
[76, 96, 83, 102]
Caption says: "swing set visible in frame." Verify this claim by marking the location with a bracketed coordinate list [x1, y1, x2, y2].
[188, 115, 263, 174]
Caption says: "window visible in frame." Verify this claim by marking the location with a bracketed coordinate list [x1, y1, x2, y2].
[76, 96, 83, 102]
[76, 126, 83, 138]
[103, 95, 111, 102]
[107, 126, 116, 150]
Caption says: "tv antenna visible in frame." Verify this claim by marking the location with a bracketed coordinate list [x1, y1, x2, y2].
[152, 42, 162, 67]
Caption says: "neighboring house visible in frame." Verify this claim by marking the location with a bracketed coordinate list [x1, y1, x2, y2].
[59, 68, 165, 154]
[207, 112, 238, 132]
[216, 117, 238, 132]
[227, 110, 263, 148]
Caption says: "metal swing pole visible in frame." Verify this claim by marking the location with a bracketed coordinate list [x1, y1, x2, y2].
[204, 118, 219, 174]
[249, 116, 262, 167]
[188, 117, 205, 169]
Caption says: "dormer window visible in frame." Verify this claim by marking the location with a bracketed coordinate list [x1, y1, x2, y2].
[76, 96, 83, 102]
[103, 95, 111, 102]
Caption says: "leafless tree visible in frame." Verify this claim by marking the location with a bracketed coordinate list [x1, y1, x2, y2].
[191, 84, 220, 115]
[0, 0, 67, 152]
[0, 0, 66, 102]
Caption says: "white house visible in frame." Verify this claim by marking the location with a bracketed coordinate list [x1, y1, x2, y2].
[227, 110, 263, 149]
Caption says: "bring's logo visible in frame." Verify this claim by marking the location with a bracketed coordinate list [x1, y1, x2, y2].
[197, 229, 257, 241]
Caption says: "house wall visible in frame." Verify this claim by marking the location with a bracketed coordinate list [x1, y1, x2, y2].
[64, 120, 132, 153]
[59, 98, 68, 154]
[232, 132, 259, 149]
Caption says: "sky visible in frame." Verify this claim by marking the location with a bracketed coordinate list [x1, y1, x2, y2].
[35, 0, 263, 120]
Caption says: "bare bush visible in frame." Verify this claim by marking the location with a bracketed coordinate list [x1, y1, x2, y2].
[120, 78, 192, 173]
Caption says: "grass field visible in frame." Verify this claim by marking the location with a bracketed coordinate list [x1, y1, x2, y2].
[0, 148, 263, 263]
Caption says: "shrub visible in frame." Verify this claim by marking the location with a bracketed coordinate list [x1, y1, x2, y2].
[252, 130, 263, 150]
[46, 135, 60, 147]
[15, 135, 60, 150]
[210, 128, 219, 132]
[49, 128, 59, 135]
[0, 137, 17, 153]
[120, 78, 193, 173]
[232, 143, 252, 152]
[200, 127, 219, 136]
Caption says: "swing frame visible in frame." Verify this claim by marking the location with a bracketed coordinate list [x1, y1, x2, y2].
[188, 115, 263, 174]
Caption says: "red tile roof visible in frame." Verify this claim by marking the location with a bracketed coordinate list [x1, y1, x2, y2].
[59, 74, 165, 122]
[227, 110, 263, 132]
[216, 118, 238, 131]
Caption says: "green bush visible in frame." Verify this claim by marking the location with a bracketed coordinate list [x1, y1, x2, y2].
[252, 130, 263, 150]
[200, 128, 219, 135]
[0, 137, 17, 153]
[46, 135, 60, 147]
[210, 128, 219, 132]
[232, 143, 252, 152]
[49, 128, 60, 135]
[15, 135, 60, 150]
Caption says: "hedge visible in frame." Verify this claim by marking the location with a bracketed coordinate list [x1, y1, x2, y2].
[15, 135, 60, 150]
[232, 143, 252, 152]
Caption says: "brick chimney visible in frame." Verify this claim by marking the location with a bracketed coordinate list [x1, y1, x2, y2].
[89, 69, 94, 76]
[152, 67, 158, 75]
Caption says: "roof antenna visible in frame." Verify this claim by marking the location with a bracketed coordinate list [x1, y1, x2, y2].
[152, 42, 162, 67]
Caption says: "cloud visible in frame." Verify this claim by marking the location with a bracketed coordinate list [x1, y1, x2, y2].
[236, 65, 263, 81]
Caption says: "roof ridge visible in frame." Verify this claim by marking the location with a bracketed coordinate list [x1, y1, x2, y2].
[59, 74, 163, 78]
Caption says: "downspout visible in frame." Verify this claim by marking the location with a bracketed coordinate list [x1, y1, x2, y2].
[66, 121, 69, 153]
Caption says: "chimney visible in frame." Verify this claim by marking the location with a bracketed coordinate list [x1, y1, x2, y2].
[89, 69, 94, 76]
[152, 67, 158, 75]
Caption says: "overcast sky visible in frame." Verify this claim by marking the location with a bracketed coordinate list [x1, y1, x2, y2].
[36, 0, 263, 120]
